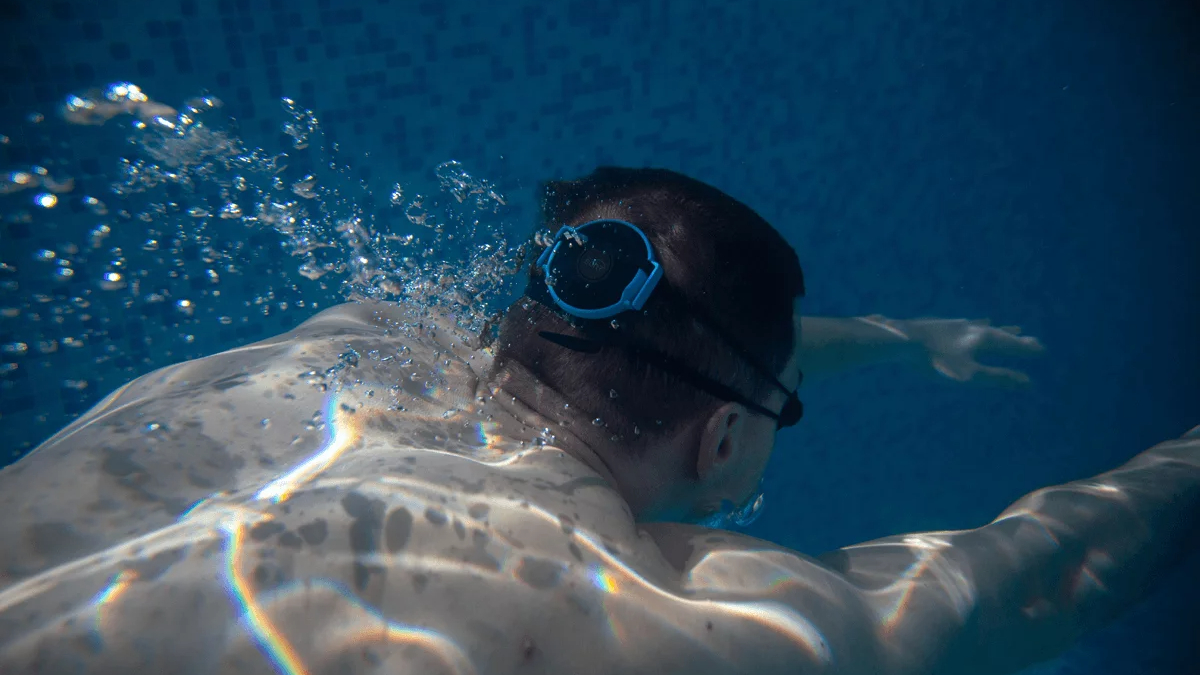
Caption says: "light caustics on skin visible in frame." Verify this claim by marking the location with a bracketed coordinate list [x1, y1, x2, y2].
[186, 378, 828, 668]
[502, 495, 834, 664]
[221, 520, 477, 675]
[850, 533, 978, 634]
[863, 484, 1125, 635]
[255, 391, 358, 503]
[220, 520, 309, 675]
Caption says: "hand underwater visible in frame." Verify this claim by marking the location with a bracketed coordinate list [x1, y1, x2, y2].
[871, 316, 1046, 386]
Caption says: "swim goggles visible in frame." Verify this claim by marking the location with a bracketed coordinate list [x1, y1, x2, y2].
[535, 219, 804, 428]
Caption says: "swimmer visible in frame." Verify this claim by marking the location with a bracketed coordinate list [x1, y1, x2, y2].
[0, 167, 1194, 674]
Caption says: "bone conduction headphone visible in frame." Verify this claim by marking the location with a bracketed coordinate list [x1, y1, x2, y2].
[534, 218, 803, 428]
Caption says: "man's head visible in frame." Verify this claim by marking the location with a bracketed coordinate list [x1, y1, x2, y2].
[491, 167, 804, 523]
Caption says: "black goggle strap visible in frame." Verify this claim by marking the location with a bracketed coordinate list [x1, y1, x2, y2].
[537, 331, 786, 423]
[663, 311, 804, 427]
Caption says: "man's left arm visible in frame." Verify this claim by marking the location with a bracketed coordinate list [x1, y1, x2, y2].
[798, 315, 1045, 385]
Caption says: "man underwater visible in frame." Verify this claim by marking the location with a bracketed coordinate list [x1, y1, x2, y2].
[0, 167, 1195, 674]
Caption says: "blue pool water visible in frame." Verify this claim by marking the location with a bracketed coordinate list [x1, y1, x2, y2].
[1, 1, 1197, 672]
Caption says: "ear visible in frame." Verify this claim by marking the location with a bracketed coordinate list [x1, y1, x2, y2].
[695, 403, 746, 482]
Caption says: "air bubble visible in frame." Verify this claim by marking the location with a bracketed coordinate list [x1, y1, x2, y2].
[2, 342, 28, 356]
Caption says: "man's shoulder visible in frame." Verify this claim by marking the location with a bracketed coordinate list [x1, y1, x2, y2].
[0, 301, 486, 585]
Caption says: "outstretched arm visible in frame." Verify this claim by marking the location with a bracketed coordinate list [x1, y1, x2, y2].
[641, 426, 1199, 675]
[828, 425, 1200, 674]
[798, 315, 1044, 385]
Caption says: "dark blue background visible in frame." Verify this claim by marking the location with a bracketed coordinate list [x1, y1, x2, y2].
[1, 1, 1197, 672]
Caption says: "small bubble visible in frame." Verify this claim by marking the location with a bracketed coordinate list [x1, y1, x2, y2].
[592, 418, 604, 426]
[34, 249, 55, 261]
[2, 342, 28, 356]
[100, 272, 125, 290]
[260, 418, 271, 428]
[82, 196, 109, 215]
[609, 389, 618, 399]
[34, 193, 57, 208]
[610, 319, 620, 329]
[144, 422, 162, 433]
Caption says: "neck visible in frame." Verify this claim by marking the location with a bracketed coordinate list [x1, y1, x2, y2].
[486, 361, 701, 521]
[484, 361, 624, 490]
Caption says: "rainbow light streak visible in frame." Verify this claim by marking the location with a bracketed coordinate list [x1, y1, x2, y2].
[1072, 564, 1107, 598]
[88, 569, 138, 645]
[868, 537, 975, 633]
[222, 520, 477, 675]
[474, 421, 501, 448]
[993, 509, 1064, 548]
[588, 564, 628, 645]
[589, 565, 620, 594]
[255, 391, 359, 504]
[222, 521, 309, 675]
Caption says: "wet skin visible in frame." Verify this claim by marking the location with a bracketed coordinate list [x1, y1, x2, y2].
[0, 302, 1195, 674]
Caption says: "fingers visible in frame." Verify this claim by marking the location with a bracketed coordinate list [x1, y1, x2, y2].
[932, 356, 1032, 387]
[981, 325, 1045, 356]
[972, 364, 1032, 388]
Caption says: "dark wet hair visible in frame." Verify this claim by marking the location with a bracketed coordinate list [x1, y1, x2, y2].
[492, 167, 804, 444]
